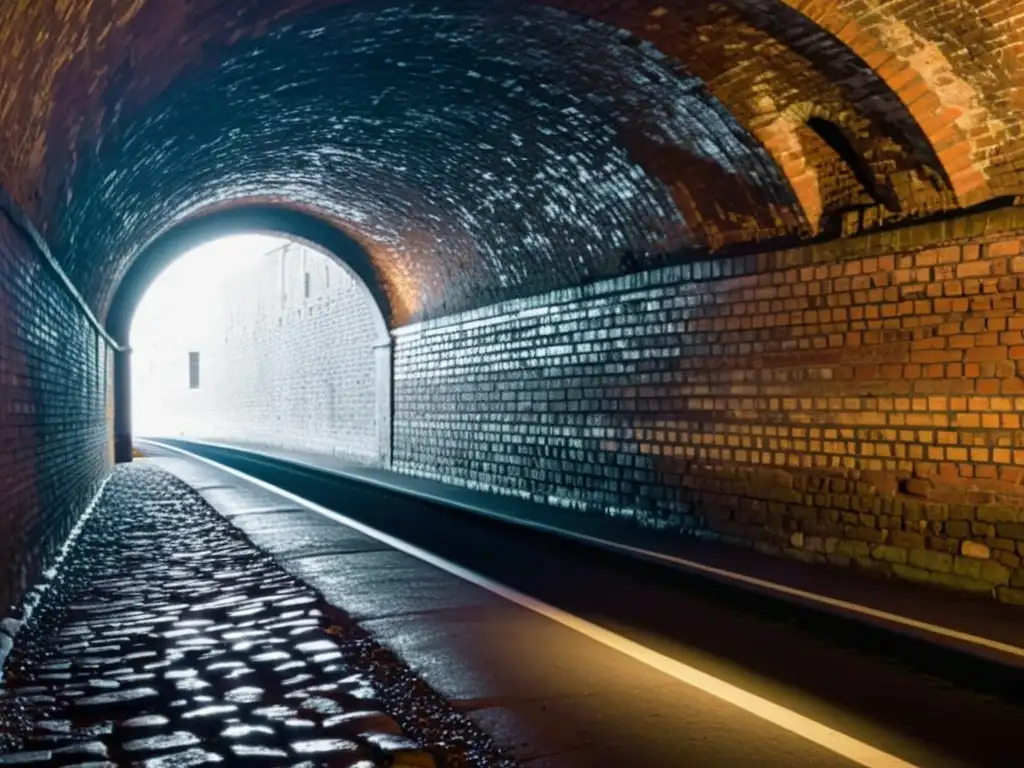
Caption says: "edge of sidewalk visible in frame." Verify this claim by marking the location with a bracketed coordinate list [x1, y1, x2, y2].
[139, 437, 1024, 671]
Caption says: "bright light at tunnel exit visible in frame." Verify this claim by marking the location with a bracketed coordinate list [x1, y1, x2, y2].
[130, 235, 289, 437]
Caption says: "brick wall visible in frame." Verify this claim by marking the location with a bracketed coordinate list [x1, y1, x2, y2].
[393, 208, 1024, 604]
[0, 207, 113, 616]
[134, 242, 389, 465]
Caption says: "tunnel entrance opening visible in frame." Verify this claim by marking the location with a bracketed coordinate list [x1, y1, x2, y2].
[123, 228, 392, 468]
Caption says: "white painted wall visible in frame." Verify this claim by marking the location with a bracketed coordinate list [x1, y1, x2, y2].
[132, 237, 389, 465]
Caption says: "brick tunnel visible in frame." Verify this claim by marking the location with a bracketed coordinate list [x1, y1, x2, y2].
[5, 0, 1024, 621]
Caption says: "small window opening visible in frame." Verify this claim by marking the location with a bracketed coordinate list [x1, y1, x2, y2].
[304, 271, 311, 299]
[188, 352, 200, 390]
[806, 117, 896, 211]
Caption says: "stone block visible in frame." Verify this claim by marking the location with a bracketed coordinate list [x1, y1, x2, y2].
[952, 556, 983, 581]
[987, 537, 1016, 552]
[909, 548, 953, 573]
[997, 523, 1024, 540]
[996, 587, 1024, 606]
[977, 505, 1020, 523]
[944, 520, 971, 539]
[960, 540, 991, 560]
[891, 564, 932, 585]
[981, 560, 1012, 586]
[889, 530, 925, 549]
[993, 550, 1021, 569]
[836, 540, 870, 559]
[845, 525, 887, 543]
[871, 544, 908, 565]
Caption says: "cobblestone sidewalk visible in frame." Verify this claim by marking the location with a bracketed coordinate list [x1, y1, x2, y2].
[0, 463, 513, 767]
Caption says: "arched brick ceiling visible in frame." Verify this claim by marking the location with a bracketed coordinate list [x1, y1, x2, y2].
[0, 0, 1019, 325]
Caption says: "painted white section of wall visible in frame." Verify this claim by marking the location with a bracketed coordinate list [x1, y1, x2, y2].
[132, 239, 388, 465]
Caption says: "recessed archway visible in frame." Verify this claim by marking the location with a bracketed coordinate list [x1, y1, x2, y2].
[107, 205, 392, 465]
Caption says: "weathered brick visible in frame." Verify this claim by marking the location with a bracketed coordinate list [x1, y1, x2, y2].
[997, 523, 1024, 541]
[981, 560, 1013, 586]
[908, 548, 953, 573]
[0, 210, 112, 614]
[890, 530, 926, 549]
[953, 556, 984, 581]
[996, 586, 1024, 606]
[945, 520, 971, 539]
[871, 544, 908, 565]
[977, 505, 1021, 524]
[960, 540, 991, 560]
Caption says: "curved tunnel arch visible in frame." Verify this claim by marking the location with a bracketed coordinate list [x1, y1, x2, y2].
[105, 205, 392, 344]
[108, 204, 394, 465]
[60, 1, 802, 325]
[770, 0, 1004, 204]
[2, 0, 1013, 316]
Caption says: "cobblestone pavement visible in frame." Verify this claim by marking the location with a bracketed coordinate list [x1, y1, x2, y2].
[0, 463, 514, 767]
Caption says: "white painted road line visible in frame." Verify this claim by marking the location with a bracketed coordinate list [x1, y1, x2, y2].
[146, 439, 919, 768]
[145, 438, 1024, 664]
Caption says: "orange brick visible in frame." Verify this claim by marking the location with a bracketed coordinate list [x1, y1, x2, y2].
[947, 447, 969, 462]
[912, 350, 961, 364]
[978, 379, 1001, 394]
[976, 464, 998, 480]
[988, 240, 1022, 258]
[1004, 379, 1024, 394]
[957, 261, 991, 278]
[965, 346, 1007, 362]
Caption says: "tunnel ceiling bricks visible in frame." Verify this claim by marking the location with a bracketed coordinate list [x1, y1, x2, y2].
[2, 1, 1021, 327]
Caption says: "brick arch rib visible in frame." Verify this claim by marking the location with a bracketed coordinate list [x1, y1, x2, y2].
[777, 0, 995, 205]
